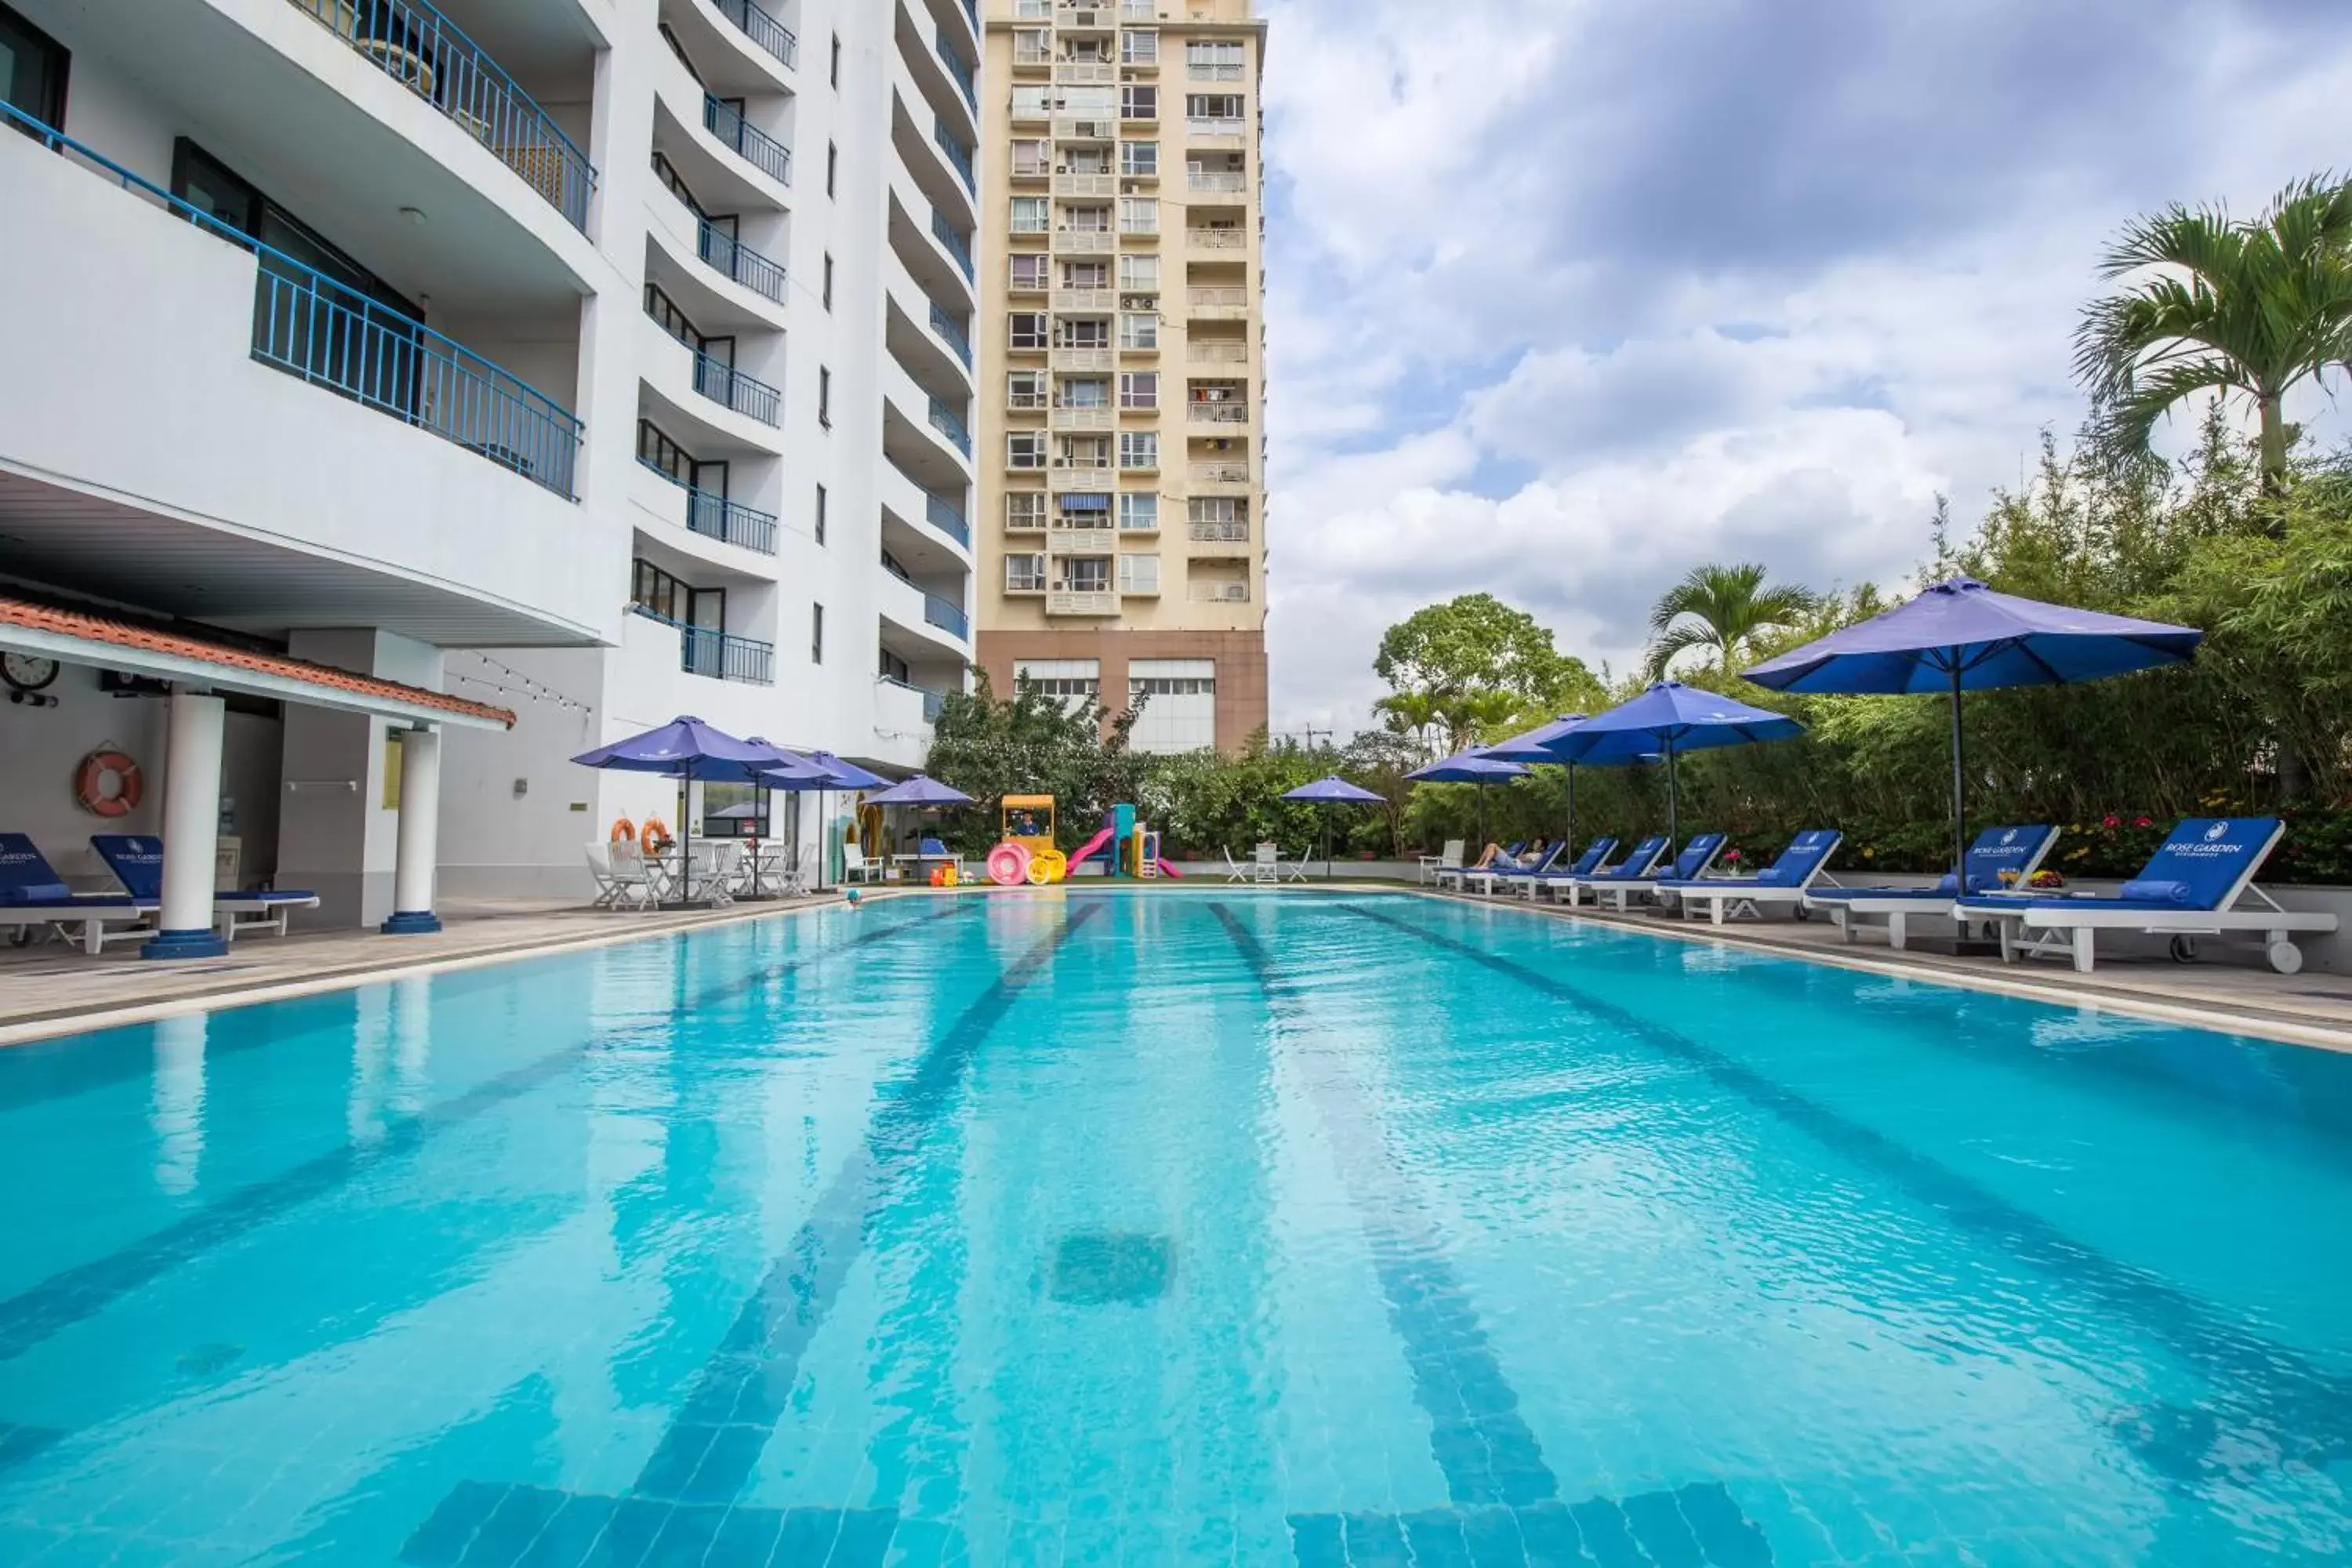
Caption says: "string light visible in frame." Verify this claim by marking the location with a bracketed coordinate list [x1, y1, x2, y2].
[452, 652, 594, 717]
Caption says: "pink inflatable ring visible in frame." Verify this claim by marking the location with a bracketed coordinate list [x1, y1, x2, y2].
[986, 842, 1032, 887]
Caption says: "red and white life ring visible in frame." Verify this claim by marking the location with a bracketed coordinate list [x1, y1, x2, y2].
[76, 749, 143, 818]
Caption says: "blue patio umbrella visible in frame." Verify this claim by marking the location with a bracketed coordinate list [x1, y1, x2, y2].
[779, 752, 890, 891]
[864, 775, 975, 807]
[739, 739, 831, 897]
[1544, 683, 1802, 855]
[1744, 574, 2202, 883]
[1281, 775, 1385, 878]
[1405, 750, 1530, 848]
[572, 716, 773, 903]
[1488, 714, 1590, 850]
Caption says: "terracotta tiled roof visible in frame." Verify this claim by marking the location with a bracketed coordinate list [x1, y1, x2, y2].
[0, 596, 517, 728]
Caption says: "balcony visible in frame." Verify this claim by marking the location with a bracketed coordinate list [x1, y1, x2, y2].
[1051, 173, 1115, 201]
[637, 459, 780, 554]
[1057, 62, 1116, 85]
[936, 31, 978, 109]
[697, 220, 788, 306]
[705, 95, 793, 187]
[1187, 228, 1246, 252]
[1189, 517, 1250, 546]
[634, 605, 777, 684]
[927, 492, 972, 547]
[925, 590, 971, 640]
[1187, 118, 1248, 142]
[1053, 289, 1116, 312]
[1189, 285, 1250, 320]
[1188, 64, 1246, 83]
[1189, 459, 1250, 488]
[1054, 229, 1116, 255]
[706, 0, 799, 71]
[880, 673, 949, 723]
[1054, 347, 1114, 372]
[1189, 402, 1250, 426]
[929, 303, 974, 369]
[691, 349, 783, 426]
[1051, 405, 1114, 430]
[286, 0, 597, 232]
[1188, 170, 1248, 195]
[1047, 590, 1120, 616]
[933, 118, 976, 192]
[1189, 341, 1250, 364]
[1052, 118, 1116, 141]
[1049, 525, 1118, 554]
[1189, 580, 1251, 604]
[931, 210, 977, 282]
[929, 397, 973, 456]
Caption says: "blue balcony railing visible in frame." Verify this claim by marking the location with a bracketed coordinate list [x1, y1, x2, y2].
[691, 350, 782, 426]
[924, 491, 971, 547]
[697, 219, 787, 305]
[924, 592, 970, 641]
[705, 95, 793, 185]
[927, 397, 972, 457]
[931, 209, 975, 283]
[932, 118, 975, 191]
[286, 0, 596, 231]
[706, 0, 797, 71]
[935, 30, 977, 108]
[2, 101, 581, 497]
[637, 458, 779, 554]
[928, 303, 974, 369]
[881, 674, 948, 723]
[633, 605, 775, 684]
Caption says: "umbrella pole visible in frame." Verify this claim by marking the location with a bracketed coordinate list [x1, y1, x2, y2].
[1665, 736, 1679, 855]
[681, 762, 695, 909]
[1948, 662, 1967, 887]
[817, 789, 828, 892]
[1565, 764, 1577, 856]
[1477, 783, 1488, 850]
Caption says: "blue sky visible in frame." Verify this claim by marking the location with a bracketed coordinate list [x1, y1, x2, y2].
[1256, 0, 2352, 736]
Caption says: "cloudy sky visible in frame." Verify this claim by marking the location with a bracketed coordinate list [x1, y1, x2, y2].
[1255, 0, 2352, 738]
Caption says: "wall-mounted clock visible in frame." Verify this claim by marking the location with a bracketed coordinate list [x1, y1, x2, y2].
[2, 653, 60, 695]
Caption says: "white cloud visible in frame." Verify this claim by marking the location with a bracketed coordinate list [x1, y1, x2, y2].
[1254, 0, 2352, 739]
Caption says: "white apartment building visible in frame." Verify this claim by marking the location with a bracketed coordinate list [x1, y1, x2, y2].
[0, 0, 979, 941]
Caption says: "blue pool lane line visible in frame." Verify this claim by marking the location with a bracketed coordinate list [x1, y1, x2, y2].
[1207, 906, 1774, 1568]
[400, 902, 1100, 1568]
[1344, 902, 2352, 1483]
[0, 904, 964, 1366]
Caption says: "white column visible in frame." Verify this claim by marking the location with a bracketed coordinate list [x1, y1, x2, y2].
[143, 690, 227, 960]
[382, 725, 443, 934]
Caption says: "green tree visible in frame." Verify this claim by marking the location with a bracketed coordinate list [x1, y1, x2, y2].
[2073, 174, 2352, 492]
[1646, 563, 1820, 677]
[924, 671, 1149, 853]
[1374, 593, 1599, 753]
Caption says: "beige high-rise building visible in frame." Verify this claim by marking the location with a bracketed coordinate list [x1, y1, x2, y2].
[976, 0, 1268, 754]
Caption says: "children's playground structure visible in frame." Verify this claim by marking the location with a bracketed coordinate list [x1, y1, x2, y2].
[985, 797, 1180, 886]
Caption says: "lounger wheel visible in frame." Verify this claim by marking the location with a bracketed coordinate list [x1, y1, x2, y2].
[1791, 904, 1810, 922]
[2267, 940, 2304, 975]
[2168, 935, 2198, 964]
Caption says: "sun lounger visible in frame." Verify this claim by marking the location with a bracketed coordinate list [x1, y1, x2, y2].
[1575, 833, 1727, 912]
[1555, 835, 1671, 908]
[90, 835, 321, 942]
[1418, 839, 1465, 885]
[1463, 840, 1568, 896]
[1530, 838, 1617, 902]
[1660, 829, 1844, 924]
[1806, 824, 2059, 949]
[1439, 842, 1523, 890]
[0, 833, 152, 953]
[1954, 817, 2335, 974]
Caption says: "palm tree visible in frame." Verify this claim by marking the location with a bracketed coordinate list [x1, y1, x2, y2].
[2073, 175, 2352, 491]
[1646, 563, 1820, 678]
[1374, 689, 1447, 757]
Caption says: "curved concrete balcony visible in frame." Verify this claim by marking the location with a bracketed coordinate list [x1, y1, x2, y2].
[890, 68, 975, 230]
[652, 49, 793, 213]
[644, 198, 790, 336]
[880, 571, 971, 662]
[895, 0, 978, 149]
[638, 315, 785, 445]
[666, 0, 798, 94]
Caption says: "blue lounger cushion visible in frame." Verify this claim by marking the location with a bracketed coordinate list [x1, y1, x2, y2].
[2118, 878, 2194, 905]
[1962, 818, 2283, 915]
[1812, 826, 2060, 903]
[1661, 829, 1842, 891]
[1659, 833, 1727, 882]
[1556, 839, 1615, 877]
[91, 834, 316, 904]
[1588, 837, 1670, 880]
[0, 833, 140, 908]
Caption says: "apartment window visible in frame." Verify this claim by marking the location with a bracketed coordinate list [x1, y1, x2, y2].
[1119, 492, 1160, 532]
[1009, 312, 1049, 350]
[1119, 432, 1159, 470]
[1011, 138, 1051, 176]
[826, 141, 838, 197]
[1060, 377, 1109, 408]
[811, 602, 824, 663]
[638, 421, 728, 496]
[1013, 29, 1050, 65]
[1063, 85, 1116, 118]
[829, 33, 841, 86]
[1119, 371, 1159, 409]
[1014, 659, 1098, 703]
[1120, 140, 1158, 178]
[1059, 318, 1109, 349]
[1014, 0, 1051, 16]
[818, 367, 832, 427]
[1187, 40, 1244, 78]
[1118, 554, 1160, 593]
[1187, 93, 1246, 123]
[1119, 312, 1159, 350]
[1120, 30, 1158, 65]
[633, 559, 723, 631]
[1062, 260, 1109, 290]
[1060, 557, 1112, 593]
[1120, 85, 1157, 120]
[1011, 196, 1050, 234]
[1060, 435, 1111, 468]
[1007, 370, 1047, 408]
[1007, 492, 1048, 528]
[1117, 254, 1160, 291]
[822, 252, 835, 309]
[815, 484, 828, 544]
[0, 4, 71, 130]
[1056, 492, 1111, 525]
[1005, 554, 1047, 593]
[1063, 203, 1112, 233]
[1120, 198, 1159, 234]
[1011, 84, 1051, 118]
[1008, 432, 1048, 470]
[1009, 253, 1050, 292]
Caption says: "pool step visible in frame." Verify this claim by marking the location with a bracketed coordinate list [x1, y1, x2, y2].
[1287, 1479, 1772, 1567]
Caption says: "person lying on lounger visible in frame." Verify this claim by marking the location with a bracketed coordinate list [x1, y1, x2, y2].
[1472, 837, 1548, 870]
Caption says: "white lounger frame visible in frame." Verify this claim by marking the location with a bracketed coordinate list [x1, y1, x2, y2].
[0, 906, 153, 954]
[1810, 831, 2060, 951]
[1665, 841, 1842, 926]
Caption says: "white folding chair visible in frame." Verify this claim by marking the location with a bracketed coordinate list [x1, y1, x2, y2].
[606, 840, 658, 911]
[1222, 848, 1252, 884]
[585, 841, 622, 908]
[1251, 843, 1280, 884]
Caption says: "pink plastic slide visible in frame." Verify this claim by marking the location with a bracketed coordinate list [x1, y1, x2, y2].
[1069, 827, 1115, 869]
[1155, 859, 1183, 878]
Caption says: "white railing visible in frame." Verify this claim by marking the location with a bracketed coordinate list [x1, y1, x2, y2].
[1120, 0, 1155, 16]
[1187, 119, 1247, 140]
[1054, 118, 1116, 140]
[1051, 405, 1114, 430]
[1054, 456, 1113, 471]
[1058, 62, 1116, 84]
[1048, 525, 1118, 552]
[1014, 42, 1051, 67]
[1054, 230, 1116, 254]
[1053, 289, 1116, 311]
[1187, 228, 1244, 249]
[1189, 460, 1250, 485]
[1007, 391, 1047, 411]
[1189, 403, 1249, 424]
[1188, 171, 1247, 194]
[1188, 341, 1249, 363]
[1054, 347, 1114, 372]
[1054, 172, 1116, 197]
[1189, 285, 1247, 310]
[1120, 215, 1161, 237]
[1190, 520, 1250, 543]
[1188, 64, 1245, 82]
[1047, 590, 1120, 615]
[1011, 158, 1052, 180]
[1004, 509, 1048, 532]
[1005, 572, 1047, 593]
[1189, 581, 1250, 603]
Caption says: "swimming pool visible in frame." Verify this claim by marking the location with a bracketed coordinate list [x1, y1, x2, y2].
[1, 890, 2348, 1565]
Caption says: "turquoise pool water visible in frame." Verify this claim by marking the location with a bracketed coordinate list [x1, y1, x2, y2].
[1, 890, 2349, 1565]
